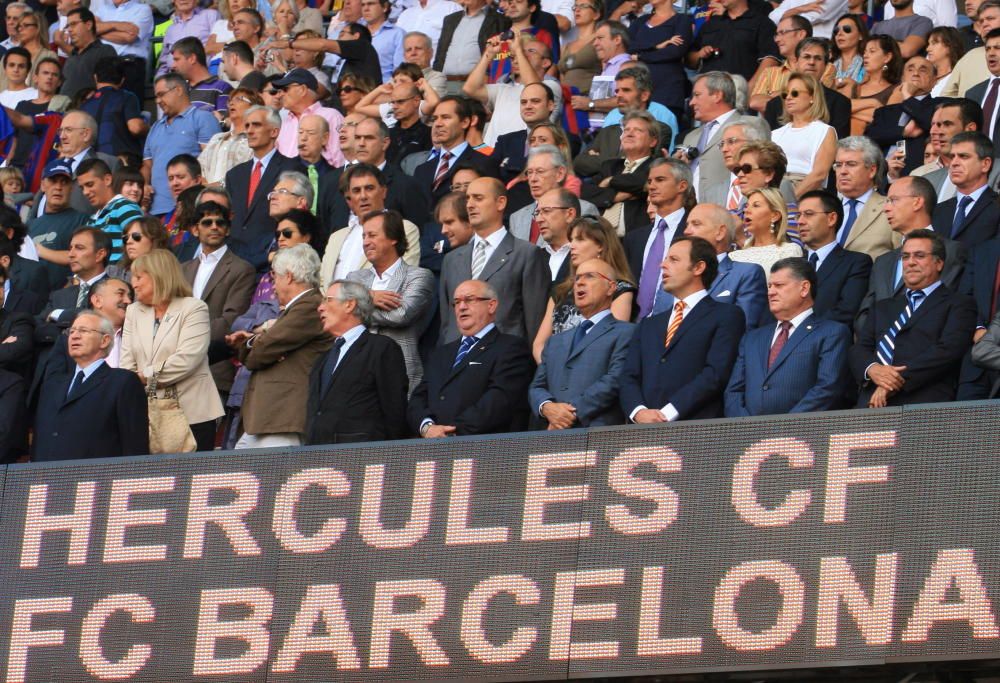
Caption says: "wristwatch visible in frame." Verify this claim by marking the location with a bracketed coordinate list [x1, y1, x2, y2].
[587, 100, 595, 110]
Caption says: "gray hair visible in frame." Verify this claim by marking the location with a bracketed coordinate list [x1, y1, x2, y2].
[67, 110, 98, 144]
[277, 170, 314, 208]
[837, 135, 885, 185]
[729, 73, 748, 113]
[722, 115, 771, 143]
[695, 71, 736, 107]
[649, 157, 693, 188]
[527, 144, 567, 170]
[5, 2, 29, 15]
[596, 19, 630, 51]
[404, 31, 433, 52]
[615, 65, 653, 94]
[271, 0, 299, 20]
[329, 278, 374, 326]
[73, 311, 114, 357]
[197, 183, 232, 207]
[245, 104, 282, 129]
[271, 243, 321, 289]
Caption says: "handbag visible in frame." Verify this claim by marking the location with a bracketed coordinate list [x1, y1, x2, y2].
[146, 373, 197, 454]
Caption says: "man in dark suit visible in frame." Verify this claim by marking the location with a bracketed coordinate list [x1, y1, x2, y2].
[620, 236, 746, 423]
[0, 265, 34, 380]
[225, 105, 303, 272]
[413, 97, 499, 208]
[957, 236, 1000, 399]
[35, 227, 110, 346]
[683, 203, 768, 328]
[33, 310, 149, 461]
[763, 38, 851, 140]
[433, 0, 510, 80]
[0, 368, 25, 463]
[181, 201, 256, 395]
[859, 176, 968, 333]
[489, 82, 557, 183]
[0, 208, 48, 306]
[624, 158, 690, 319]
[0, 234, 42, 315]
[317, 117, 430, 242]
[410, 279, 535, 436]
[931, 131, 1000, 249]
[305, 279, 408, 445]
[726, 257, 852, 416]
[796, 189, 872, 326]
[530, 259, 634, 428]
[438, 177, 550, 343]
[965, 30, 1000, 153]
[849, 229, 977, 407]
[864, 55, 938, 174]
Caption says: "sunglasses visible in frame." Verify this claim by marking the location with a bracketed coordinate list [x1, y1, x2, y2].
[833, 24, 854, 34]
[275, 228, 297, 238]
[337, 85, 360, 95]
[735, 163, 766, 175]
[265, 88, 280, 96]
[199, 217, 229, 227]
[783, 89, 801, 98]
[125, 232, 145, 243]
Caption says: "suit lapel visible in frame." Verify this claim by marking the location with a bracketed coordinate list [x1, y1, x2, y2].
[326, 330, 368, 394]
[442, 328, 496, 385]
[151, 300, 183, 358]
[764, 315, 818, 378]
[662, 297, 711, 354]
[478, 233, 514, 282]
[567, 315, 614, 361]
[900, 285, 947, 331]
[248, 155, 283, 215]
[200, 250, 231, 301]
[62, 362, 110, 407]
[845, 195, 882, 250]
[954, 192, 993, 239]
[709, 257, 733, 296]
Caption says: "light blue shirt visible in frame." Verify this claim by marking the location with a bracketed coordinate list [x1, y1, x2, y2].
[603, 103, 678, 153]
[331, 323, 366, 374]
[910, 280, 942, 308]
[68, 358, 105, 396]
[92, 0, 154, 58]
[806, 240, 838, 271]
[369, 21, 406, 83]
[143, 105, 220, 214]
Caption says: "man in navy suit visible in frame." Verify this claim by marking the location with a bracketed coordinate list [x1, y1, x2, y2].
[796, 189, 872, 326]
[683, 203, 768, 328]
[530, 259, 634, 428]
[490, 82, 557, 183]
[849, 229, 977, 407]
[930, 132, 1000, 250]
[725, 258, 852, 416]
[620, 236, 745, 423]
[409, 279, 535, 436]
[33, 311, 148, 461]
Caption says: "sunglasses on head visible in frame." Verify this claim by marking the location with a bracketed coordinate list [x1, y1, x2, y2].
[833, 24, 853, 34]
[275, 228, 297, 239]
[199, 217, 229, 228]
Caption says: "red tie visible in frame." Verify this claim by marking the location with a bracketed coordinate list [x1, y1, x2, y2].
[433, 151, 453, 190]
[529, 216, 540, 243]
[768, 321, 791, 368]
[247, 160, 262, 208]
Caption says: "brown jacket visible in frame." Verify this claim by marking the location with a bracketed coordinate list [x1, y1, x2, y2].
[182, 248, 256, 391]
[236, 289, 332, 436]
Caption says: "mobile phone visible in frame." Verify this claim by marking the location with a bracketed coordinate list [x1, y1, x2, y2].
[895, 140, 906, 156]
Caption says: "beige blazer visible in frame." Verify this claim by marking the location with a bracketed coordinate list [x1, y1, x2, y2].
[843, 192, 901, 261]
[120, 296, 225, 425]
[319, 219, 421, 288]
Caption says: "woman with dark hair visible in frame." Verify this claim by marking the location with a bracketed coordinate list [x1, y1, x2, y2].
[336, 72, 376, 115]
[113, 166, 147, 210]
[832, 14, 870, 92]
[849, 35, 902, 135]
[113, 216, 170, 281]
[627, 0, 693, 114]
[558, 0, 603, 95]
[168, 185, 207, 261]
[926, 26, 965, 96]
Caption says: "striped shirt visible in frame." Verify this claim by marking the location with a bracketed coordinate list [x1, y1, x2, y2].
[87, 195, 144, 262]
[190, 76, 233, 116]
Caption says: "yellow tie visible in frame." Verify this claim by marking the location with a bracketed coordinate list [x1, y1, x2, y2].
[664, 300, 685, 348]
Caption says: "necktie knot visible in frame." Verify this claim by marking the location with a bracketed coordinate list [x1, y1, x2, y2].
[579, 320, 594, 334]
[779, 320, 792, 332]
[453, 335, 478, 367]
[808, 251, 819, 267]
[673, 301, 685, 314]
[656, 218, 667, 233]
[906, 289, 924, 308]
[334, 336, 346, 349]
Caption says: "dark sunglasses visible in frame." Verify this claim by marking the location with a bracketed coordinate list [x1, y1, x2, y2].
[275, 228, 297, 239]
[266, 88, 280, 96]
[833, 24, 853, 34]
[337, 85, 359, 95]
[735, 163, 766, 175]
[125, 232, 145, 243]
[783, 89, 801, 98]
[199, 217, 229, 228]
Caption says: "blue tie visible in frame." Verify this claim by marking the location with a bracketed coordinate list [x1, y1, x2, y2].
[808, 251, 819, 269]
[66, 370, 85, 398]
[839, 199, 859, 247]
[877, 289, 924, 365]
[320, 337, 346, 395]
[569, 319, 594, 356]
[453, 335, 478, 368]
[951, 195, 974, 238]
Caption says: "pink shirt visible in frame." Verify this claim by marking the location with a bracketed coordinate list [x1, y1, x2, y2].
[277, 102, 346, 167]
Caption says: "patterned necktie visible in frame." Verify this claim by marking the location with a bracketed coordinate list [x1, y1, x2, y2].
[877, 289, 924, 365]
[471, 240, 487, 279]
[726, 177, 742, 211]
[433, 151, 453, 190]
[664, 301, 685, 348]
[453, 335, 478, 367]
[839, 198, 858, 247]
[320, 337, 347, 395]
[76, 281, 90, 308]
[247, 160, 262, 209]
[307, 164, 319, 212]
[638, 219, 667, 318]
[66, 369, 85, 397]
[690, 120, 716, 173]
[768, 321, 792, 368]
[952, 195, 974, 238]
[569, 319, 594, 356]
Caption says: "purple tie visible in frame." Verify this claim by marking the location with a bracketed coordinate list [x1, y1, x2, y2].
[638, 219, 667, 318]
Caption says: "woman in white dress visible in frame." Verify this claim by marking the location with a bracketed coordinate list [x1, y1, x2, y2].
[730, 186, 802, 281]
[770, 72, 837, 202]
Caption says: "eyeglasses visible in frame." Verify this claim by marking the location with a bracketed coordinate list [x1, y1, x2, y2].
[267, 188, 302, 199]
[233, 95, 253, 105]
[831, 160, 864, 169]
[833, 24, 854, 34]
[199, 217, 229, 227]
[532, 205, 571, 217]
[524, 167, 556, 178]
[17, 22, 37, 29]
[125, 231, 146, 243]
[66, 326, 106, 336]
[337, 85, 360, 95]
[265, 89, 281, 96]
[153, 85, 179, 100]
[57, 125, 85, 134]
[798, 209, 836, 218]
[452, 295, 492, 307]
[775, 27, 804, 36]
[390, 95, 419, 106]
[573, 271, 614, 284]
[734, 163, 766, 175]
[275, 228, 297, 238]
[783, 89, 802, 99]
[717, 136, 746, 149]
[884, 194, 918, 205]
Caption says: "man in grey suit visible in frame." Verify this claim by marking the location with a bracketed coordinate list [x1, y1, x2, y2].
[530, 258, 634, 428]
[508, 146, 598, 244]
[439, 177, 550, 344]
[674, 71, 736, 203]
[347, 209, 434, 393]
[857, 176, 967, 332]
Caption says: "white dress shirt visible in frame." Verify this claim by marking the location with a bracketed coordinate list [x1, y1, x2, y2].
[192, 245, 227, 299]
[771, 306, 813, 346]
[107, 328, 123, 368]
[330, 323, 366, 374]
[333, 217, 365, 281]
[544, 242, 571, 280]
[471, 227, 508, 271]
[371, 258, 403, 290]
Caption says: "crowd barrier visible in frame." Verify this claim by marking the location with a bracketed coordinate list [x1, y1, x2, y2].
[1, 401, 1000, 681]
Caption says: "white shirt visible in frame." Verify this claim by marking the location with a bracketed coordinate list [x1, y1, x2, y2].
[805, 240, 837, 271]
[544, 242, 571, 281]
[107, 328, 123, 368]
[0, 87, 37, 109]
[642, 207, 684, 273]
[330, 323, 366, 374]
[192, 245, 228, 299]
[68, 358, 105, 396]
[629, 289, 710, 423]
[92, 0, 154, 58]
[395, 0, 461, 49]
[882, 0, 956, 26]
[769, 0, 846, 37]
[771, 306, 813, 346]
[371, 258, 403, 291]
[333, 218, 365, 281]
[283, 287, 314, 312]
[471, 227, 508, 270]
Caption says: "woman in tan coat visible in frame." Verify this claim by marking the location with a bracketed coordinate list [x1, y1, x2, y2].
[120, 249, 224, 452]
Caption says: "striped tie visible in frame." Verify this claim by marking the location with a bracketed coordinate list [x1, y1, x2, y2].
[664, 301, 685, 348]
[433, 151, 453, 190]
[877, 289, 924, 365]
[453, 335, 478, 367]
[471, 240, 487, 279]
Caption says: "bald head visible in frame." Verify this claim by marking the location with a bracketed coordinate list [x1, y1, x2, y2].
[466, 177, 507, 234]
[683, 203, 733, 254]
[574, 258, 617, 316]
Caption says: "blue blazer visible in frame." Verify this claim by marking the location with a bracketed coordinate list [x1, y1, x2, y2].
[724, 314, 852, 417]
[620, 296, 745, 420]
[709, 256, 767, 329]
[812, 245, 872, 326]
[529, 314, 634, 427]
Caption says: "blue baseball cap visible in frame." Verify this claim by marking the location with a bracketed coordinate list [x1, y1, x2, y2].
[43, 158, 74, 179]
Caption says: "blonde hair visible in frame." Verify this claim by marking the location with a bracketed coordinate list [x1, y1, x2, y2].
[779, 72, 830, 125]
[131, 249, 192, 305]
[0, 167, 25, 193]
[743, 187, 790, 246]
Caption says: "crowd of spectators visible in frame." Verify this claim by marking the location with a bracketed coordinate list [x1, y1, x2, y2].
[0, 0, 998, 461]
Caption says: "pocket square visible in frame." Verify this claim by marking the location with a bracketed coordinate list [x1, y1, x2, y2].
[469, 361, 482, 365]
[718, 290, 731, 297]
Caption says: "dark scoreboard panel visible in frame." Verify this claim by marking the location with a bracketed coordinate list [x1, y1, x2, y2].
[0, 402, 998, 681]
